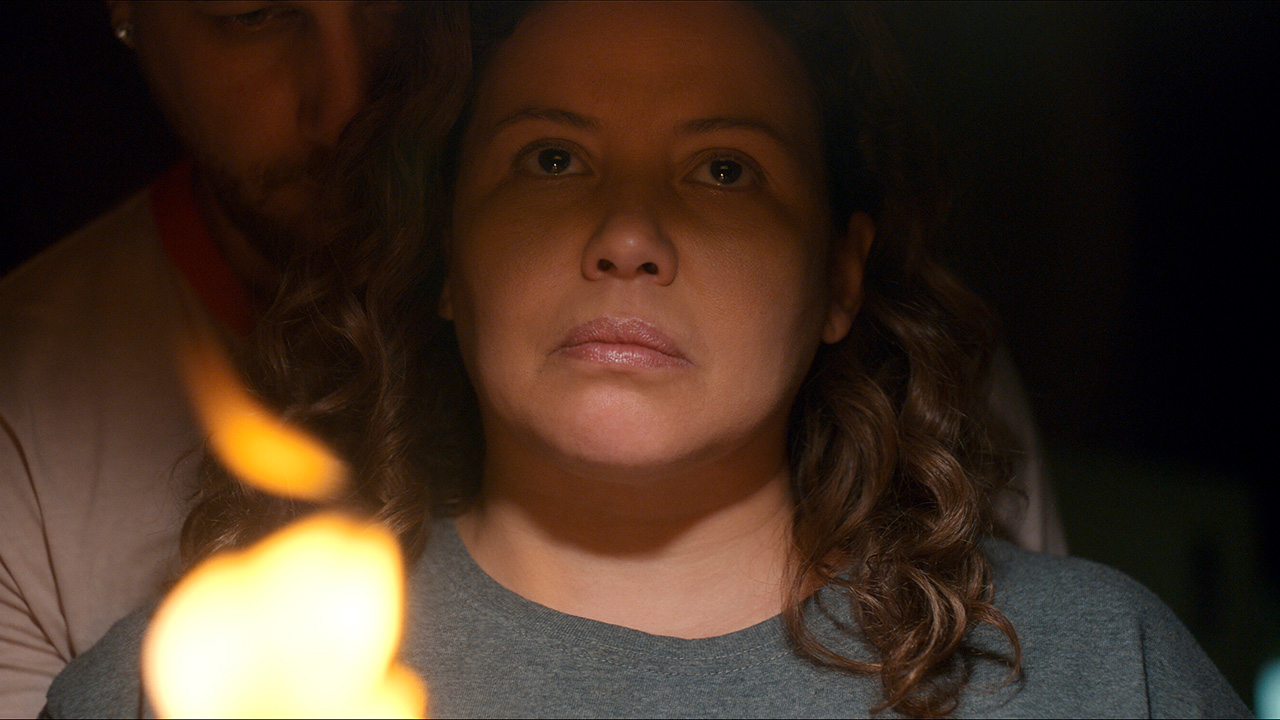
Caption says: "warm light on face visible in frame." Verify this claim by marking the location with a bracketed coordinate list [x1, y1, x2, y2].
[145, 334, 426, 717]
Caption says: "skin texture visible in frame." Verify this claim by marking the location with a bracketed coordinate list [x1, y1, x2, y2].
[446, 1, 873, 638]
[108, 1, 403, 298]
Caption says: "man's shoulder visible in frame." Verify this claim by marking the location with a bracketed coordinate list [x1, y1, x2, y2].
[0, 189, 160, 317]
[0, 187, 191, 393]
[0, 184, 198, 487]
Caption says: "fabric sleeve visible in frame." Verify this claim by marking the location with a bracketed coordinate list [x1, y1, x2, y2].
[0, 414, 69, 719]
[0, 565, 66, 720]
[1138, 588, 1253, 718]
[42, 608, 149, 720]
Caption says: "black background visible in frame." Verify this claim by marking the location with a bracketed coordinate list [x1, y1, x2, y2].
[3, 0, 1278, 704]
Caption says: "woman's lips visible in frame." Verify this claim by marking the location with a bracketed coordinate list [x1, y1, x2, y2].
[558, 317, 690, 369]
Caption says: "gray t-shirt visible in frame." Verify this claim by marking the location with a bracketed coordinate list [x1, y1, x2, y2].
[45, 520, 1248, 718]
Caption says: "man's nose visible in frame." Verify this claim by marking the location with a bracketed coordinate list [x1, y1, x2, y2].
[298, 10, 371, 147]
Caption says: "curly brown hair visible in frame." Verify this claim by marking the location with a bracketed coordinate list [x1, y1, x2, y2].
[182, 2, 1021, 716]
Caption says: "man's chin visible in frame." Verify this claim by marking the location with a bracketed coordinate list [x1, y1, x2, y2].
[260, 182, 324, 233]
[219, 181, 329, 267]
[198, 156, 334, 262]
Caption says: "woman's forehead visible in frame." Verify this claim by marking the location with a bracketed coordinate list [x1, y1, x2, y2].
[468, 1, 821, 155]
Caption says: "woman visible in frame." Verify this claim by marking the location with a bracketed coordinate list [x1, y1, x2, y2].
[47, 2, 1244, 717]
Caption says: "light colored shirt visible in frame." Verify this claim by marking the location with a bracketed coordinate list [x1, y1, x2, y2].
[0, 163, 249, 719]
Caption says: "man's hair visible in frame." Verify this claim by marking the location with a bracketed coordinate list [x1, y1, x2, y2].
[182, 2, 1020, 716]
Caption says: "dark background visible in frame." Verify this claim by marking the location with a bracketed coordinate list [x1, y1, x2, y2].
[3, 0, 1278, 708]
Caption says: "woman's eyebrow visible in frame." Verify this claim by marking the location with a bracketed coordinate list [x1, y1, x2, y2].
[482, 109, 811, 163]
[490, 106, 602, 134]
[678, 116, 809, 161]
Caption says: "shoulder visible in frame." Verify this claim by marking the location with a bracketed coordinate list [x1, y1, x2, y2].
[0, 186, 192, 411]
[0, 185, 196, 485]
[43, 605, 152, 719]
[967, 539, 1250, 718]
[0, 189, 158, 310]
[0, 190, 172, 370]
[0, 188, 198, 710]
[983, 537, 1158, 618]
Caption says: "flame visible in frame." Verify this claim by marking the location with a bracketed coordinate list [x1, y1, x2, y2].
[178, 333, 346, 501]
[144, 334, 426, 717]
[142, 513, 425, 718]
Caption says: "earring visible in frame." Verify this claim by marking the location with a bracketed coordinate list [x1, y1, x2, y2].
[114, 21, 135, 46]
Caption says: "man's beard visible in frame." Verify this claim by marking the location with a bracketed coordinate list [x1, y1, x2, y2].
[199, 154, 332, 272]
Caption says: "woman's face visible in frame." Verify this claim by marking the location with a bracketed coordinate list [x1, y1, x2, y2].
[445, 1, 864, 479]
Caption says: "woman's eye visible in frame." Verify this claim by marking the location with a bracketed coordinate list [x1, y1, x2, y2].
[230, 9, 275, 27]
[708, 159, 743, 185]
[233, 6, 300, 27]
[519, 145, 587, 177]
[690, 156, 756, 188]
[538, 148, 572, 174]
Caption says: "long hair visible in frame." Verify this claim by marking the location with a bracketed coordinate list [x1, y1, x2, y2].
[746, 4, 1023, 716]
[180, 1, 478, 564]
[182, 2, 1021, 716]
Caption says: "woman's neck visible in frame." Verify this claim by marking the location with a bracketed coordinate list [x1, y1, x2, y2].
[454, 454, 797, 639]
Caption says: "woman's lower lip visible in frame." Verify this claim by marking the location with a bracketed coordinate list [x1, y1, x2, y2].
[559, 342, 689, 369]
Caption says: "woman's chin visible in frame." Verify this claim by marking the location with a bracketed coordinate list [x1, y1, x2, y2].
[551, 426, 704, 481]
[490, 385, 772, 486]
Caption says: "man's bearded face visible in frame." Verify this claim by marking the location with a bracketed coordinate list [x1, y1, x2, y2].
[121, 1, 402, 265]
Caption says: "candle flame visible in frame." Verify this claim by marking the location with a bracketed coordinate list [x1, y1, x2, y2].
[179, 333, 346, 501]
[145, 333, 426, 717]
[143, 513, 425, 718]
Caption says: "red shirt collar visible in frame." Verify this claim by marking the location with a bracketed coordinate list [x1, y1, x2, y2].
[150, 160, 256, 337]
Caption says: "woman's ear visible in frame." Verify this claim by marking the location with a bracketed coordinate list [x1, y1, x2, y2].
[438, 278, 454, 321]
[822, 211, 875, 344]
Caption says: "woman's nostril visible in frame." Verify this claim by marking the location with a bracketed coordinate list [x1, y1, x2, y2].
[592, 257, 665, 277]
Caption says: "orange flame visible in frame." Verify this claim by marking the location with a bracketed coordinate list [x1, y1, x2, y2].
[178, 333, 346, 501]
[143, 334, 426, 717]
[143, 513, 425, 718]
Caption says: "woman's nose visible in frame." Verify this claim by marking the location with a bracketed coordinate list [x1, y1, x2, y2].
[582, 203, 678, 286]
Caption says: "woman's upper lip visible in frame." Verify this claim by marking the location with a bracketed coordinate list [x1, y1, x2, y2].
[560, 317, 687, 360]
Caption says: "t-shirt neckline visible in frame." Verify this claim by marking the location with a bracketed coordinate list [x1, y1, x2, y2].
[418, 517, 793, 669]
